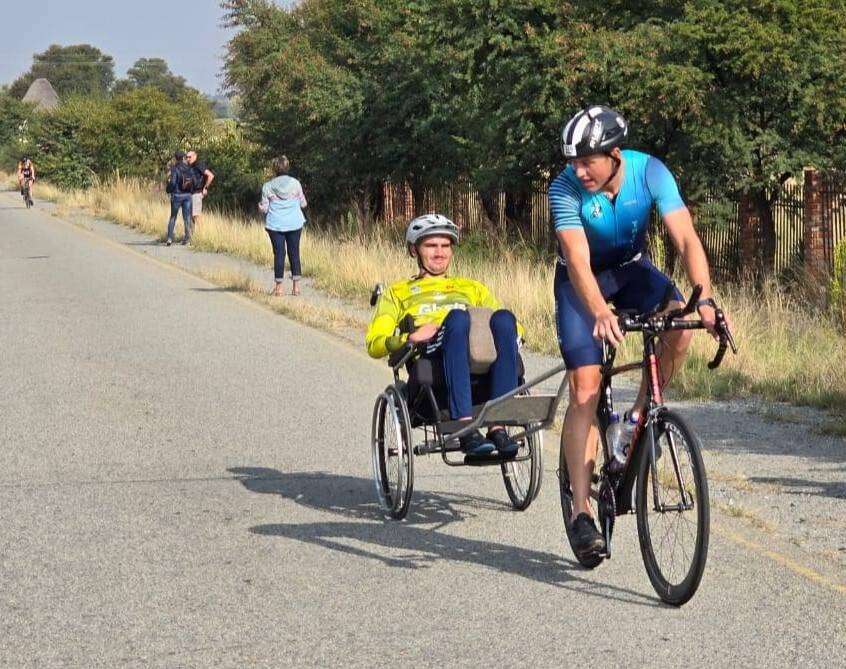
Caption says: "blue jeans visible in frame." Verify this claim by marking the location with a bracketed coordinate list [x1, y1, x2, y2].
[266, 228, 303, 281]
[167, 194, 193, 242]
[425, 309, 519, 419]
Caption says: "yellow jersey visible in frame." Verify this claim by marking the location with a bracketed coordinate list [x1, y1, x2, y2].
[365, 275, 523, 359]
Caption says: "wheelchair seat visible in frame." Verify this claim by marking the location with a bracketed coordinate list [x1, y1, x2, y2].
[405, 353, 526, 427]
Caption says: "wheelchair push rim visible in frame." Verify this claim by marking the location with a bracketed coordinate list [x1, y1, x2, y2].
[371, 386, 414, 520]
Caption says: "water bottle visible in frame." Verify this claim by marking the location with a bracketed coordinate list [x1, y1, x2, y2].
[605, 412, 625, 472]
[608, 411, 637, 472]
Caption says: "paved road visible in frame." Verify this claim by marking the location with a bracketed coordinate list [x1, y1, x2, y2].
[1, 192, 843, 667]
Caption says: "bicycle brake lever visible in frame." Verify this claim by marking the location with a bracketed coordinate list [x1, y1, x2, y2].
[715, 309, 738, 354]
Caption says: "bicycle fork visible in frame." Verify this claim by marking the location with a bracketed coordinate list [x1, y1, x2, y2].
[646, 418, 693, 513]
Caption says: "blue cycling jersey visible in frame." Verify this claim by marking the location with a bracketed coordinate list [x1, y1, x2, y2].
[549, 149, 685, 271]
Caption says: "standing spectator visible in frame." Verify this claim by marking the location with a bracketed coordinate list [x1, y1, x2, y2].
[259, 156, 307, 296]
[186, 150, 215, 230]
[165, 151, 194, 246]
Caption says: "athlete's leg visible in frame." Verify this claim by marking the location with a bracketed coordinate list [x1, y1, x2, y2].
[487, 309, 519, 399]
[563, 366, 602, 518]
[614, 259, 690, 414]
[555, 266, 606, 519]
[439, 309, 474, 420]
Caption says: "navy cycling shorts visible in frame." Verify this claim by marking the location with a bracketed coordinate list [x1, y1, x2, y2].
[554, 257, 682, 369]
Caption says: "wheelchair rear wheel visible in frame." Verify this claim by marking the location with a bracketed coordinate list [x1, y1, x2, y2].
[500, 392, 543, 511]
[371, 386, 414, 520]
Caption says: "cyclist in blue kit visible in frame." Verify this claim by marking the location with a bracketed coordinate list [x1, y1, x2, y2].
[550, 105, 727, 560]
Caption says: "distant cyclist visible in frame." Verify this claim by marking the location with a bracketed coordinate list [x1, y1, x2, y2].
[549, 105, 728, 560]
[366, 214, 524, 458]
[16, 156, 36, 206]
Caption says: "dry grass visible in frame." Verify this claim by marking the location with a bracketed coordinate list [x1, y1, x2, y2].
[6, 172, 846, 424]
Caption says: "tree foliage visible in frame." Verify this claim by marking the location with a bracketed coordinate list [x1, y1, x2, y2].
[113, 58, 198, 100]
[222, 0, 846, 219]
[10, 44, 115, 99]
[17, 88, 215, 189]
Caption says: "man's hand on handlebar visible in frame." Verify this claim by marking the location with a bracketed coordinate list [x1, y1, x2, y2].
[408, 323, 439, 344]
[696, 302, 719, 340]
[593, 306, 625, 347]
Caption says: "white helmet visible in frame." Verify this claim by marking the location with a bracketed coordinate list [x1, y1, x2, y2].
[405, 214, 460, 247]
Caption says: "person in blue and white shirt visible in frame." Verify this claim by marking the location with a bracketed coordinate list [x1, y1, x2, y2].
[259, 155, 308, 296]
[550, 105, 727, 559]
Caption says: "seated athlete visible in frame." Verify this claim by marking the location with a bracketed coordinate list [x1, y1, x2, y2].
[550, 105, 727, 559]
[366, 214, 524, 458]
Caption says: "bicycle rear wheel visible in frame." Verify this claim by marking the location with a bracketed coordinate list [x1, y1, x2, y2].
[371, 386, 414, 520]
[635, 410, 709, 605]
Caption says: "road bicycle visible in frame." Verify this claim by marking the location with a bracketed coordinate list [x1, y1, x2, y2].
[559, 285, 737, 605]
[21, 179, 34, 208]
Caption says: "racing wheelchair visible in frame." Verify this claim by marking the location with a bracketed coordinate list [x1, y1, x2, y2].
[369, 285, 569, 520]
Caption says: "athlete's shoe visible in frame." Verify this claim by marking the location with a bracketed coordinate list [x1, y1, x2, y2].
[571, 513, 605, 558]
[459, 430, 495, 457]
[487, 428, 519, 458]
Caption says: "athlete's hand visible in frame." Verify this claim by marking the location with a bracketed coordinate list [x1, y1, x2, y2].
[408, 323, 439, 344]
[697, 303, 732, 341]
[593, 307, 625, 347]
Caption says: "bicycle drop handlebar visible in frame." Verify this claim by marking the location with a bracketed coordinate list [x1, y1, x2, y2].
[615, 284, 738, 370]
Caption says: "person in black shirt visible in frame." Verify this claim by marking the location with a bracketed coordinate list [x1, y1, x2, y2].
[165, 151, 194, 245]
[186, 150, 215, 229]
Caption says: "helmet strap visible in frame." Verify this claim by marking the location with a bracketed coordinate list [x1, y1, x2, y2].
[597, 152, 622, 193]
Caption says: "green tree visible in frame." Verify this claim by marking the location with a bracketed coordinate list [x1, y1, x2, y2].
[26, 87, 215, 188]
[0, 93, 36, 169]
[10, 44, 115, 99]
[574, 0, 846, 274]
[113, 57, 197, 100]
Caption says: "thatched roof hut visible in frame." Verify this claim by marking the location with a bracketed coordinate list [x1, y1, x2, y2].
[22, 78, 59, 111]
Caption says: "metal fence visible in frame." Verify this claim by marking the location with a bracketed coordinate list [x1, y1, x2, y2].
[383, 171, 846, 278]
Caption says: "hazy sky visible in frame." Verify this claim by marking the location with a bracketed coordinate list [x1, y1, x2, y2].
[0, 1, 294, 95]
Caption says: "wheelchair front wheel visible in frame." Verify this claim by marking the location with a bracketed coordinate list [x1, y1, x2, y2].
[500, 390, 543, 510]
[371, 386, 414, 520]
[501, 428, 542, 510]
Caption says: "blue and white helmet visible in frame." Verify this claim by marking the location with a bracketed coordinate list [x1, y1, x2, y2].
[405, 214, 460, 247]
[561, 105, 628, 159]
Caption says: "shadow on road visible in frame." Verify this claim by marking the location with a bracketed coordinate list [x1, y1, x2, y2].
[748, 474, 846, 500]
[229, 466, 661, 607]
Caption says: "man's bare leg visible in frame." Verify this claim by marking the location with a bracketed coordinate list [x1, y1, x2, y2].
[562, 366, 602, 519]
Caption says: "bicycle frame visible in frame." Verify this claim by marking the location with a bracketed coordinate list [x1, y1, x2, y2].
[591, 276, 737, 515]
[597, 319, 704, 515]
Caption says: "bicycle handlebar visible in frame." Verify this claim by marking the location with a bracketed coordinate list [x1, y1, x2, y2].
[615, 284, 738, 370]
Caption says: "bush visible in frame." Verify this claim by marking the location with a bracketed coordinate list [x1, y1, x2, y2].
[5, 88, 216, 189]
[196, 122, 267, 213]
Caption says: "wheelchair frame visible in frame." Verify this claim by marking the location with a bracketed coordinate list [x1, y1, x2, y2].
[371, 339, 569, 520]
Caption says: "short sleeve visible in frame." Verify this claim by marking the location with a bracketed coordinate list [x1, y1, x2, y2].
[645, 157, 685, 217]
[549, 171, 584, 230]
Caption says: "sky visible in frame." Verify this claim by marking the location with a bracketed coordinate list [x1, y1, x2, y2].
[0, 1, 294, 96]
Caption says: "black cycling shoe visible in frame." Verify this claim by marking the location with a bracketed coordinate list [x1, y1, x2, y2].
[487, 428, 519, 458]
[571, 513, 606, 559]
[459, 430, 495, 457]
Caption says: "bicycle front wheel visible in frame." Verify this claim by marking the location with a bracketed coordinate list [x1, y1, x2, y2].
[635, 410, 709, 606]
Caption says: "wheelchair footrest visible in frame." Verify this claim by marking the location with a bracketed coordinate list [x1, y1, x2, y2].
[463, 451, 518, 466]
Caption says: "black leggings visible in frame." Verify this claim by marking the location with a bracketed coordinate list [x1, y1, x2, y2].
[266, 228, 302, 282]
